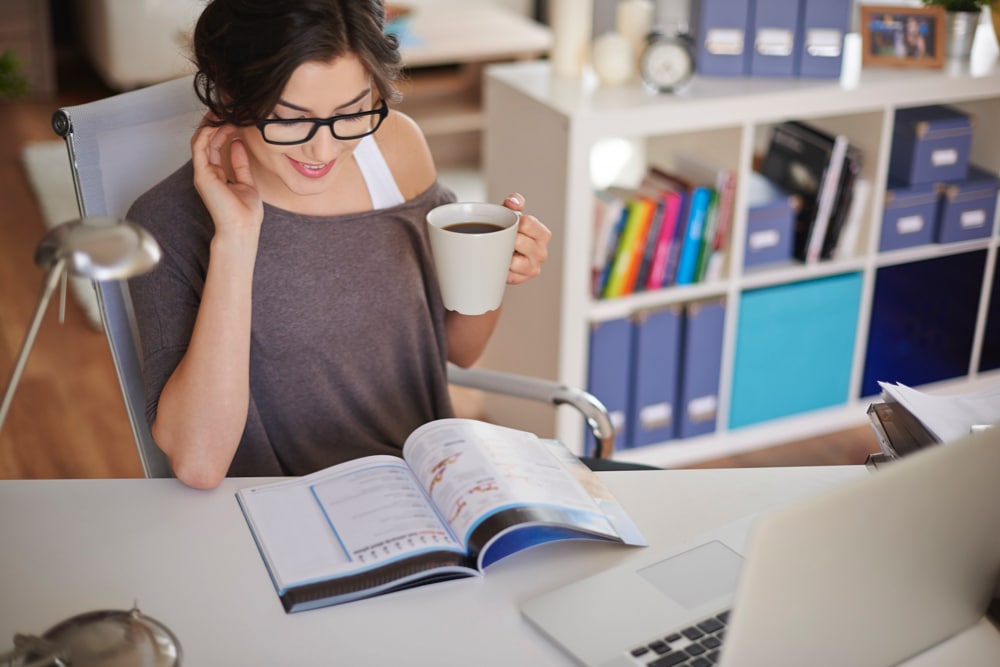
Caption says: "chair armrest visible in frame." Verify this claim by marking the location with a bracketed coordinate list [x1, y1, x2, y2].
[447, 363, 615, 459]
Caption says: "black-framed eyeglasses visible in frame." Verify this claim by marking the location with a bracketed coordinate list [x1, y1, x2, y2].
[256, 100, 389, 145]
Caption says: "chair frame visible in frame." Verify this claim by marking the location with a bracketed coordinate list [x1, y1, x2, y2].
[52, 76, 614, 478]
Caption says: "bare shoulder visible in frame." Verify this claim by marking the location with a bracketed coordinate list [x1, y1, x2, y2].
[374, 109, 437, 199]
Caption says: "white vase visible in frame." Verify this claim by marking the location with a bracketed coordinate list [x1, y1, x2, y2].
[549, 0, 594, 78]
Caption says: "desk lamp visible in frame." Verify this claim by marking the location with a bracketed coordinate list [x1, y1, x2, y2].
[0, 217, 181, 667]
[0, 217, 159, 433]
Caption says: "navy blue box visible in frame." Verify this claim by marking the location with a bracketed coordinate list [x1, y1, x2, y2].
[691, 0, 752, 76]
[748, 0, 800, 77]
[889, 105, 973, 186]
[880, 181, 938, 251]
[677, 299, 725, 439]
[745, 171, 798, 267]
[937, 165, 999, 244]
[794, 0, 851, 78]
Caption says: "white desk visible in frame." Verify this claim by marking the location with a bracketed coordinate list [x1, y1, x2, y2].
[2, 467, 998, 665]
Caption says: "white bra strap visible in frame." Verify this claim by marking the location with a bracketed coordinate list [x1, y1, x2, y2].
[354, 135, 405, 209]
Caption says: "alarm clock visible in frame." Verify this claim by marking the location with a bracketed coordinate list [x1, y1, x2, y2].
[640, 30, 695, 93]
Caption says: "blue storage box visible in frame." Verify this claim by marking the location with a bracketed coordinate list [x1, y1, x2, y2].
[744, 171, 798, 268]
[794, 0, 852, 78]
[889, 105, 973, 186]
[747, 0, 800, 77]
[880, 181, 938, 251]
[936, 165, 999, 244]
[691, 0, 752, 76]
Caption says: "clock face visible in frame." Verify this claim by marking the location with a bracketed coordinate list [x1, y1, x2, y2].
[642, 39, 694, 92]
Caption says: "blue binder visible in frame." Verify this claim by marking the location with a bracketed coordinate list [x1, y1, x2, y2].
[678, 299, 726, 439]
[628, 307, 682, 448]
[691, 0, 752, 76]
[586, 318, 632, 454]
[673, 186, 712, 286]
[795, 0, 851, 78]
[749, 0, 800, 77]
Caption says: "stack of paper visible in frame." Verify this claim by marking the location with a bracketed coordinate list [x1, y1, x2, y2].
[878, 381, 1000, 444]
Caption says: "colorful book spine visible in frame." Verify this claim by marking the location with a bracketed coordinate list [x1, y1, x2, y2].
[693, 188, 720, 282]
[672, 151, 736, 283]
[645, 189, 684, 290]
[591, 190, 627, 297]
[660, 189, 690, 288]
[603, 196, 656, 298]
[673, 186, 712, 285]
[704, 168, 736, 281]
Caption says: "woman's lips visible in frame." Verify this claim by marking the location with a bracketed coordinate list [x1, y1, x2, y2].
[287, 155, 334, 179]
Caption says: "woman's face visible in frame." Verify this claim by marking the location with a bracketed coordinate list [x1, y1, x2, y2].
[238, 54, 375, 207]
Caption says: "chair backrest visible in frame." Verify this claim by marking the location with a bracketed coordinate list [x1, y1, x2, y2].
[53, 75, 205, 477]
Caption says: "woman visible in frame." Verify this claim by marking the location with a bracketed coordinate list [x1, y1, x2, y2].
[126, 0, 551, 489]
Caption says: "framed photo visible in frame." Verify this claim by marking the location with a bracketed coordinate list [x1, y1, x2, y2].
[860, 5, 945, 69]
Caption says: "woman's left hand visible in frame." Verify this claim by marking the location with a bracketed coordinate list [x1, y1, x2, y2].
[502, 193, 551, 285]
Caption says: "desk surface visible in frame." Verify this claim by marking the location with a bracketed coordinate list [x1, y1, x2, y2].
[2, 467, 998, 665]
[399, 4, 551, 68]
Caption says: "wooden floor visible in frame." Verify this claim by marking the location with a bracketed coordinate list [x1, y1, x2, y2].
[0, 48, 879, 480]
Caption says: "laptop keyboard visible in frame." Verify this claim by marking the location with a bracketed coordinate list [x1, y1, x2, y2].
[627, 609, 730, 666]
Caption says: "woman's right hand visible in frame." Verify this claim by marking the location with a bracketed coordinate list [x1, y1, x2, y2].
[191, 116, 264, 234]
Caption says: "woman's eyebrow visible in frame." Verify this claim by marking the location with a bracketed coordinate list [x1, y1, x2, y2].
[275, 88, 372, 115]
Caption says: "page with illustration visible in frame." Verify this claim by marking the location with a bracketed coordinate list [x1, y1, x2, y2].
[402, 419, 646, 567]
[237, 455, 474, 606]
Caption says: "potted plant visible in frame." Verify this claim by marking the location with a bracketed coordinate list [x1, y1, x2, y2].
[922, 0, 988, 9]
[0, 49, 28, 98]
[922, 0, 990, 59]
[992, 1, 1000, 46]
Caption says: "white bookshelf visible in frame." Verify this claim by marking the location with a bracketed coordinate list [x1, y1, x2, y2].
[477, 57, 1000, 467]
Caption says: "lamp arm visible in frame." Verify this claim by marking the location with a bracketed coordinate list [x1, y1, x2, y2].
[0, 259, 67, 435]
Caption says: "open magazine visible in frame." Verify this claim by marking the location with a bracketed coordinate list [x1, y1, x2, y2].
[236, 418, 647, 613]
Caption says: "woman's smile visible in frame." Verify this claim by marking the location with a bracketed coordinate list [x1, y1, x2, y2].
[287, 155, 335, 179]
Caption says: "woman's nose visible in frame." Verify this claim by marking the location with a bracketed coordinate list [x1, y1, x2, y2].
[302, 125, 339, 162]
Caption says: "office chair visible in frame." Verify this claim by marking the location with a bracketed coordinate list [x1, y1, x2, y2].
[52, 75, 615, 478]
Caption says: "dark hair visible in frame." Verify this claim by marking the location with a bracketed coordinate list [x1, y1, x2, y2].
[192, 0, 402, 127]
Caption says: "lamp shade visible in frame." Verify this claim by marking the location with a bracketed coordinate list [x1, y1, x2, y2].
[34, 217, 161, 280]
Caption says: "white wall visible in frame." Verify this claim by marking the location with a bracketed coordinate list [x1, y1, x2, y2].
[407, 0, 534, 17]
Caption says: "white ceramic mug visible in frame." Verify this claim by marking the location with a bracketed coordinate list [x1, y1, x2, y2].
[426, 202, 520, 315]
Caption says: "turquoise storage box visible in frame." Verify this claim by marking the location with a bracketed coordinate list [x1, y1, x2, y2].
[730, 273, 861, 428]
[936, 165, 999, 244]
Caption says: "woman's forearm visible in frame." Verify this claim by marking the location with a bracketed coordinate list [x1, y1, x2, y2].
[445, 307, 501, 368]
[152, 229, 260, 488]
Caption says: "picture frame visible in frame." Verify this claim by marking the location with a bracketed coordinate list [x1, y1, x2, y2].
[859, 5, 946, 69]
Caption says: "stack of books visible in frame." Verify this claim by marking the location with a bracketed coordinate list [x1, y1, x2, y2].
[760, 120, 865, 264]
[591, 155, 736, 300]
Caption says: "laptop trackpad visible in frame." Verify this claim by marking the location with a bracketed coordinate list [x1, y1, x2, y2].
[638, 540, 743, 609]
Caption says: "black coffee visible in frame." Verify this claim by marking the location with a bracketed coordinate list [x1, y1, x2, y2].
[443, 221, 505, 234]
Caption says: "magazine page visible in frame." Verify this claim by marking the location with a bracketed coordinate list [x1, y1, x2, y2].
[402, 419, 646, 554]
[237, 455, 465, 594]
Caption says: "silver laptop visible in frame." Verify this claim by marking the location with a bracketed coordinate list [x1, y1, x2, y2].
[521, 426, 1000, 667]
